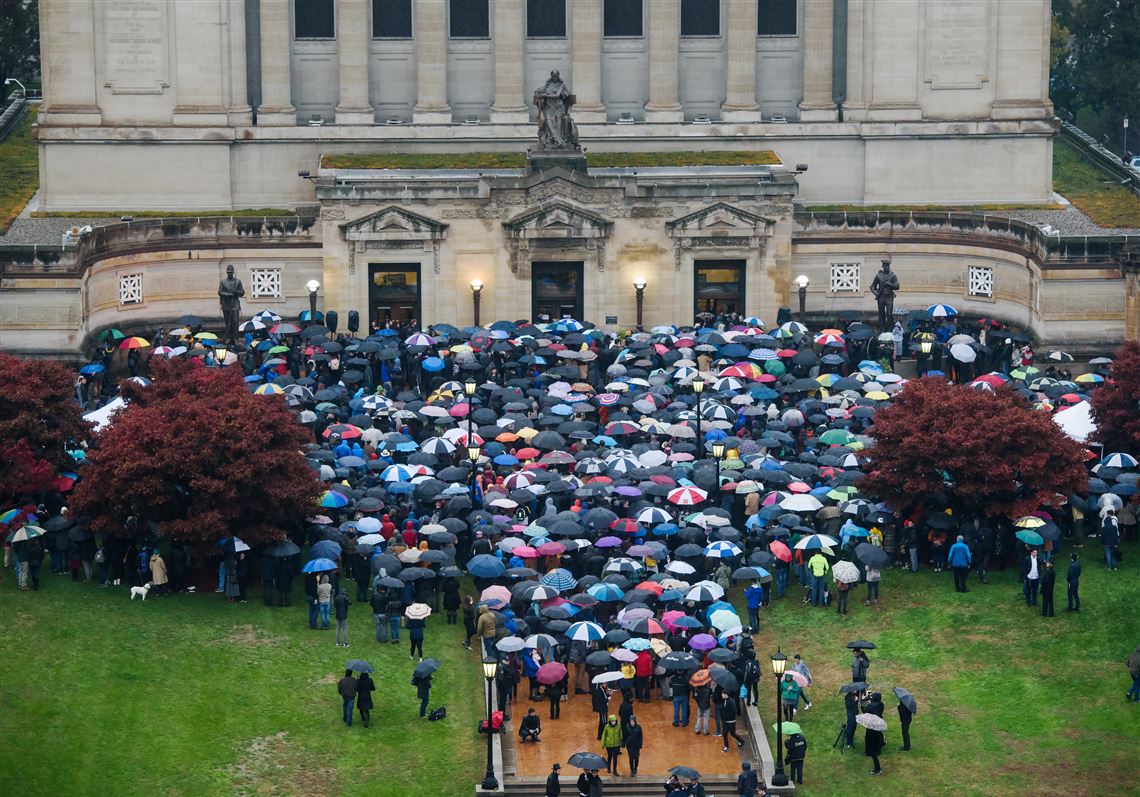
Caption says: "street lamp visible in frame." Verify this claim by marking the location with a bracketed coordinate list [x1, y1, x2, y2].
[711, 440, 725, 486]
[770, 648, 789, 787]
[468, 444, 481, 504]
[794, 275, 810, 321]
[917, 333, 934, 356]
[692, 375, 705, 449]
[306, 279, 321, 328]
[214, 345, 229, 367]
[465, 378, 478, 457]
[470, 279, 484, 327]
[481, 657, 499, 791]
[633, 278, 647, 330]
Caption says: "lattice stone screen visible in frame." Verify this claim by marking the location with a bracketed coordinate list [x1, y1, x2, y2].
[250, 267, 283, 298]
[968, 265, 993, 297]
[119, 273, 143, 305]
[829, 263, 861, 292]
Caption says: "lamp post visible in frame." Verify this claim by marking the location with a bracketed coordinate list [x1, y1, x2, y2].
[771, 648, 789, 787]
[633, 278, 646, 330]
[794, 275, 810, 321]
[711, 440, 725, 488]
[692, 375, 705, 451]
[468, 444, 481, 505]
[481, 657, 499, 791]
[214, 345, 229, 368]
[470, 279, 484, 327]
[306, 279, 321, 328]
[464, 378, 478, 455]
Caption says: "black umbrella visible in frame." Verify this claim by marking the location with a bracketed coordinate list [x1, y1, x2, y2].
[568, 751, 608, 770]
[839, 681, 868, 694]
[847, 640, 876, 650]
[669, 766, 702, 780]
[660, 651, 700, 671]
[924, 512, 954, 530]
[854, 543, 890, 569]
[346, 659, 374, 673]
[375, 576, 403, 589]
[893, 686, 918, 713]
[265, 540, 301, 557]
[413, 658, 442, 679]
[709, 667, 738, 693]
[42, 515, 74, 532]
[708, 648, 738, 663]
[67, 527, 93, 542]
[586, 650, 615, 667]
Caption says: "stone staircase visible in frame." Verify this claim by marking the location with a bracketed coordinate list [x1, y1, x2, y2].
[502, 775, 743, 797]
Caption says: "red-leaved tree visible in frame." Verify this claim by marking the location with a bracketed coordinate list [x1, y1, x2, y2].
[0, 353, 91, 503]
[72, 360, 321, 544]
[1091, 340, 1140, 456]
[859, 378, 1088, 518]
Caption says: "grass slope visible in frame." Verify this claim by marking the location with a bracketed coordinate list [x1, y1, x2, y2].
[743, 545, 1140, 797]
[1052, 141, 1140, 228]
[0, 114, 38, 234]
[0, 580, 483, 797]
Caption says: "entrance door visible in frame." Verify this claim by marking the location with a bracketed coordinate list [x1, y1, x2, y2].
[369, 264, 421, 328]
[694, 260, 745, 318]
[532, 261, 584, 321]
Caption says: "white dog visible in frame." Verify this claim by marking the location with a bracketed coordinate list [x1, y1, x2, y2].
[130, 583, 152, 601]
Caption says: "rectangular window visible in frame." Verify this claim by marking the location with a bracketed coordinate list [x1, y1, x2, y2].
[450, 0, 489, 37]
[527, 0, 566, 37]
[604, 0, 643, 37]
[695, 260, 745, 317]
[119, 273, 143, 305]
[373, 0, 413, 38]
[757, 0, 796, 35]
[681, 0, 719, 36]
[830, 263, 861, 292]
[533, 262, 584, 321]
[968, 266, 994, 297]
[250, 267, 283, 298]
[370, 264, 422, 326]
[295, 0, 335, 39]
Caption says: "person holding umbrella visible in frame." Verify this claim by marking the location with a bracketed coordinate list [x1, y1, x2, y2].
[780, 672, 801, 720]
[411, 659, 438, 718]
[894, 688, 916, 751]
[791, 654, 814, 710]
[356, 667, 375, 728]
[784, 731, 808, 785]
[860, 691, 886, 774]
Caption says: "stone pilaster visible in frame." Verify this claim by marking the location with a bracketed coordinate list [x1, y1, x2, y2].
[799, 0, 837, 121]
[227, 0, 253, 124]
[174, 0, 230, 125]
[842, 0, 867, 120]
[38, 0, 102, 125]
[644, 0, 683, 122]
[258, 0, 296, 125]
[721, 0, 759, 122]
[570, 0, 606, 122]
[491, 0, 529, 123]
[413, 0, 452, 123]
[336, 0, 374, 124]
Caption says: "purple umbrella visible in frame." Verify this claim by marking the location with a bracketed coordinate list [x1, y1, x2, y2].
[615, 486, 643, 498]
[689, 633, 718, 651]
[595, 536, 623, 548]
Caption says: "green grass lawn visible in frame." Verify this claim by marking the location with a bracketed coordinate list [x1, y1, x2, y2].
[744, 542, 1140, 797]
[2, 548, 1138, 797]
[1052, 141, 1140, 228]
[0, 114, 38, 234]
[0, 578, 484, 797]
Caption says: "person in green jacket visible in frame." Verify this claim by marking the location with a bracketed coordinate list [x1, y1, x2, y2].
[600, 714, 624, 775]
[808, 552, 830, 606]
[780, 673, 802, 721]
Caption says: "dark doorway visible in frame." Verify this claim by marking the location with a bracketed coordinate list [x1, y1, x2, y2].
[369, 264, 421, 327]
[694, 260, 745, 317]
[532, 261, 584, 321]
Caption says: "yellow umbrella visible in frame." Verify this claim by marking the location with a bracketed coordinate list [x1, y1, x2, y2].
[194, 331, 218, 340]
[1015, 516, 1045, 528]
[516, 427, 539, 439]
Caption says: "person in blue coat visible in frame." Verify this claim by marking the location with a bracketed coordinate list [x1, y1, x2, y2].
[947, 535, 972, 593]
[744, 580, 764, 630]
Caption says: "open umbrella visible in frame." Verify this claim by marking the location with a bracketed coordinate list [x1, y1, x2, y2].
[404, 603, 432, 620]
[301, 558, 337, 573]
[854, 543, 890, 568]
[839, 682, 868, 694]
[592, 671, 625, 685]
[669, 766, 702, 781]
[847, 640, 877, 650]
[893, 687, 918, 714]
[536, 662, 569, 685]
[568, 752, 608, 770]
[346, 659, 374, 673]
[774, 721, 803, 735]
[856, 713, 887, 731]
[832, 560, 860, 584]
[413, 658, 441, 679]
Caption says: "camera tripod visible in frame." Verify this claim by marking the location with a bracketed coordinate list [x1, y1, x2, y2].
[832, 723, 850, 753]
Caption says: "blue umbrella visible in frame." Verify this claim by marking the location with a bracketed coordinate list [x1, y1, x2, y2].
[494, 454, 520, 466]
[587, 582, 625, 601]
[467, 554, 505, 578]
[422, 356, 445, 372]
[540, 568, 578, 591]
[653, 523, 680, 537]
[80, 363, 105, 375]
[310, 540, 341, 560]
[671, 615, 703, 629]
[302, 558, 338, 573]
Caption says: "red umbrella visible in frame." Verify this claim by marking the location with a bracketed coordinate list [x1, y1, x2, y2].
[536, 661, 569, 685]
[634, 580, 665, 596]
[610, 518, 643, 535]
[536, 541, 566, 556]
[516, 447, 540, 460]
[769, 540, 792, 562]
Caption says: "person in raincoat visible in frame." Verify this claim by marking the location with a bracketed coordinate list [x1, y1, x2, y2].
[149, 550, 168, 598]
[600, 714, 623, 775]
[356, 671, 375, 727]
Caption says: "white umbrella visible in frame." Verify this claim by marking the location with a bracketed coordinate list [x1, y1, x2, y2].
[950, 343, 977, 363]
[781, 494, 823, 512]
[593, 671, 625, 684]
[833, 560, 861, 584]
[856, 713, 887, 731]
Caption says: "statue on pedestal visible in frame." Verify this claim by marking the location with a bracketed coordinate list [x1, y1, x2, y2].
[217, 264, 245, 343]
[534, 70, 580, 152]
[869, 259, 900, 332]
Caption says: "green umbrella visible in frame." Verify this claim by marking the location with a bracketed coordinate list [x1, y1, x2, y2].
[819, 429, 857, 446]
[1015, 529, 1043, 546]
[99, 328, 126, 342]
[774, 721, 803, 735]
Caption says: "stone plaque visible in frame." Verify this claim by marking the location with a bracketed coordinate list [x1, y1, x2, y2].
[104, 0, 169, 94]
[924, 0, 990, 90]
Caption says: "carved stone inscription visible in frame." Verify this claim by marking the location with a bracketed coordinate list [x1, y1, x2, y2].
[104, 0, 168, 94]
[925, 0, 990, 89]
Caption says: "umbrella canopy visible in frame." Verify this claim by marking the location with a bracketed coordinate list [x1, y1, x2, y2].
[404, 603, 432, 620]
[893, 687, 918, 714]
[346, 659, 374, 673]
[847, 640, 877, 650]
[856, 713, 887, 731]
[568, 752, 608, 770]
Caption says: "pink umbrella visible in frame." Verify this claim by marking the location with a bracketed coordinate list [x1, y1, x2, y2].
[611, 648, 638, 663]
[536, 541, 566, 556]
[512, 545, 539, 558]
[785, 670, 810, 687]
[480, 585, 511, 607]
[536, 661, 569, 685]
[661, 610, 687, 632]
[769, 540, 792, 563]
[448, 403, 471, 417]
[689, 633, 718, 651]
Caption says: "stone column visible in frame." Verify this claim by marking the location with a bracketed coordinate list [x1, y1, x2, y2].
[258, 0, 296, 125]
[842, 0, 867, 120]
[174, 0, 229, 125]
[227, 0, 253, 124]
[570, 0, 606, 122]
[336, 0, 374, 124]
[491, 0, 529, 123]
[721, 0, 759, 122]
[644, 0, 683, 122]
[38, 0, 101, 125]
[799, 0, 837, 121]
[413, 0, 452, 123]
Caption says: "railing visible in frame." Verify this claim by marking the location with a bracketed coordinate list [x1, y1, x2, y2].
[793, 209, 1140, 267]
[1057, 119, 1140, 197]
[0, 95, 27, 142]
[0, 215, 318, 277]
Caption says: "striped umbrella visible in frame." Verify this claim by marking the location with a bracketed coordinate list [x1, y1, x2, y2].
[119, 336, 151, 350]
[1101, 453, 1138, 469]
[381, 464, 414, 482]
[587, 582, 625, 602]
[636, 507, 673, 525]
[405, 333, 435, 347]
[566, 621, 606, 642]
[540, 568, 578, 592]
[668, 486, 708, 506]
[927, 303, 958, 317]
[704, 540, 742, 558]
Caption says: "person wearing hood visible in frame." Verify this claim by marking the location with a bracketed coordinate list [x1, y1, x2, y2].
[863, 691, 885, 775]
[785, 730, 808, 785]
[624, 715, 643, 776]
[476, 603, 498, 658]
[356, 671, 375, 727]
[600, 714, 623, 775]
[736, 760, 761, 795]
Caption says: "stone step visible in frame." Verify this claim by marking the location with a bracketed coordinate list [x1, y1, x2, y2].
[502, 775, 743, 797]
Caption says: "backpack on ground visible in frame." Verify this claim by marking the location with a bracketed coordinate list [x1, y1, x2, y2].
[428, 706, 447, 721]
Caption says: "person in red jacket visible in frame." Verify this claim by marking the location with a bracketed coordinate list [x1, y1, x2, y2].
[380, 514, 397, 541]
[633, 649, 654, 702]
[401, 520, 417, 548]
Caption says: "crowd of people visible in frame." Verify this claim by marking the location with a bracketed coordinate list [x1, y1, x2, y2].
[3, 306, 1137, 796]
